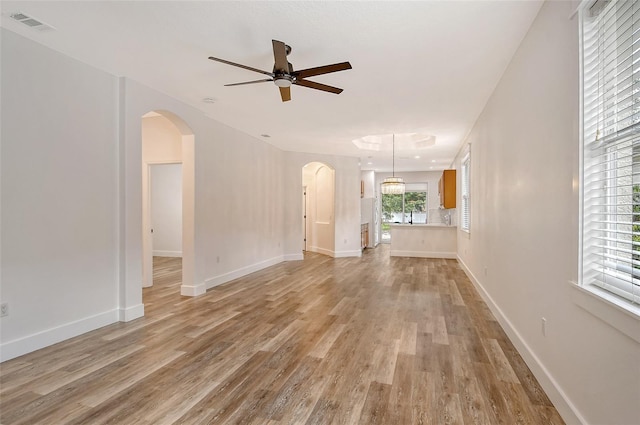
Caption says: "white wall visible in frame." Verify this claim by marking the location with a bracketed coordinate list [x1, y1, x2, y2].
[454, 2, 640, 424]
[150, 164, 182, 257]
[1, 29, 120, 360]
[284, 153, 361, 258]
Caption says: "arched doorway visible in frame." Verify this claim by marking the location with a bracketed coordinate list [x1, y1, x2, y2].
[302, 162, 336, 256]
[141, 110, 197, 296]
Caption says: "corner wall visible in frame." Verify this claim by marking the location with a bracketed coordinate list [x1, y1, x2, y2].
[454, 2, 640, 424]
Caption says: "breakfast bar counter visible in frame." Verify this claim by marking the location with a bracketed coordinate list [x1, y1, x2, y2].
[389, 224, 457, 259]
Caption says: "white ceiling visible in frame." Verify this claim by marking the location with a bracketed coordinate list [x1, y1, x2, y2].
[1, 1, 543, 172]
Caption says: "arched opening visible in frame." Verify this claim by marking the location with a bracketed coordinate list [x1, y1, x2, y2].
[141, 110, 197, 296]
[302, 162, 336, 257]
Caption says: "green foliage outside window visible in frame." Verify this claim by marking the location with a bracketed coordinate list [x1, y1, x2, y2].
[404, 191, 426, 213]
[381, 191, 427, 222]
[381, 194, 403, 221]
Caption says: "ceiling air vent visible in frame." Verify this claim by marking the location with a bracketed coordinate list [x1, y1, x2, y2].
[9, 12, 55, 31]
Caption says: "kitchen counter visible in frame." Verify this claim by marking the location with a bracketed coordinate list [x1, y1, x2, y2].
[390, 224, 457, 258]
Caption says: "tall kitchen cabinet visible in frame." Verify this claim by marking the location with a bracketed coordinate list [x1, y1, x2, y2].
[439, 169, 456, 209]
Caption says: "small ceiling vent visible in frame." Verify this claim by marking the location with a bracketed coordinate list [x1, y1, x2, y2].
[9, 12, 55, 32]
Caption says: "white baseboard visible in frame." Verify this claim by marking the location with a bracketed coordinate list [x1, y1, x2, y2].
[284, 253, 304, 261]
[180, 282, 206, 296]
[0, 309, 118, 362]
[153, 250, 182, 258]
[118, 303, 145, 322]
[308, 246, 335, 257]
[391, 250, 457, 259]
[205, 255, 285, 289]
[456, 256, 585, 425]
[306, 247, 360, 258]
[334, 250, 362, 258]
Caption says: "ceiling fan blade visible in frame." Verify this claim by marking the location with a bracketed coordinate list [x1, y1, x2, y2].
[272, 40, 289, 72]
[295, 79, 343, 94]
[293, 62, 352, 79]
[279, 86, 291, 102]
[208, 56, 273, 77]
[224, 79, 273, 87]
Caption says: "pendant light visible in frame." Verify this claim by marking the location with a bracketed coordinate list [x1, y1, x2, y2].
[381, 134, 405, 194]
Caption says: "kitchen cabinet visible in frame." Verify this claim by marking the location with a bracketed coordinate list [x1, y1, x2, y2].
[360, 223, 369, 250]
[438, 169, 456, 209]
[360, 198, 376, 248]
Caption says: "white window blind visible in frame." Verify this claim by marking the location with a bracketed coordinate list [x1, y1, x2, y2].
[461, 152, 471, 232]
[582, 0, 640, 305]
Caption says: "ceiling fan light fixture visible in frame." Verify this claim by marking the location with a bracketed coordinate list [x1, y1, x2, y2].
[274, 77, 292, 88]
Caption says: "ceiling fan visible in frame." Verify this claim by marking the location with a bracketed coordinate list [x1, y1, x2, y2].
[208, 40, 352, 102]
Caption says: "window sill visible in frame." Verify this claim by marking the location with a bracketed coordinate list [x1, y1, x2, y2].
[459, 228, 470, 238]
[569, 281, 640, 343]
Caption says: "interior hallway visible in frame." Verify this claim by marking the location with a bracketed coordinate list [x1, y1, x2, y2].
[0, 246, 563, 424]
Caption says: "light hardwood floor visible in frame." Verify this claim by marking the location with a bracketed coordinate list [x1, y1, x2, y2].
[0, 246, 564, 424]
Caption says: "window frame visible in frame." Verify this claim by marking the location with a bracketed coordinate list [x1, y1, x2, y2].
[578, 0, 640, 321]
[461, 150, 471, 233]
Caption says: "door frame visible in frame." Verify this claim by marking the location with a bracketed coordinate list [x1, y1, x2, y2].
[142, 160, 182, 287]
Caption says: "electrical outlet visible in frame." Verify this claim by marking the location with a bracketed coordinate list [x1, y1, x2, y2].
[541, 317, 547, 336]
[216, 256, 220, 264]
[1, 303, 8, 317]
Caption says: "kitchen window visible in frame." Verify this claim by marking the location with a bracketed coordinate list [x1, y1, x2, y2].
[380, 183, 428, 242]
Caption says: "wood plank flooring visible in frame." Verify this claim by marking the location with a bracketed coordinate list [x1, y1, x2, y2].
[0, 246, 565, 424]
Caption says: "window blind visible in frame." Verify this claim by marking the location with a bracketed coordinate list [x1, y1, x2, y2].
[582, 0, 640, 305]
[461, 152, 471, 232]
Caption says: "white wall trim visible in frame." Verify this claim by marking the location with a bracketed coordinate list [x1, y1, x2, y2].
[284, 253, 304, 261]
[118, 303, 144, 322]
[205, 256, 285, 289]
[0, 309, 118, 362]
[569, 281, 640, 343]
[180, 282, 206, 297]
[308, 246, 335, 257]
[334, 250, 362, 258]
[456, 256, 586, 425]
[152, 250, 182, 258]
[391, 250, 457, 259]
